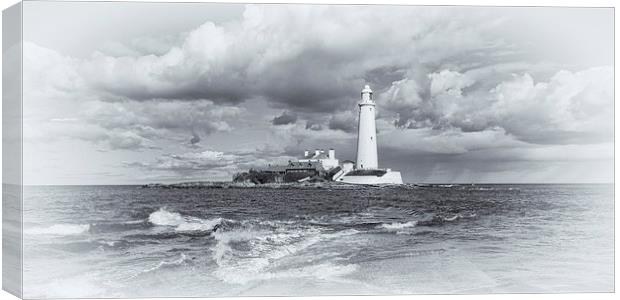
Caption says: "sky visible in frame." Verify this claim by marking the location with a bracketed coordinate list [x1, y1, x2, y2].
[18, 1, 614, 184]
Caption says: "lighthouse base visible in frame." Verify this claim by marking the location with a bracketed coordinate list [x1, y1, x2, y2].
[338, 169, 403, 185]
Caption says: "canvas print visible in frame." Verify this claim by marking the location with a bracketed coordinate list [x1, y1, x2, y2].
[2, 1, 614, 298]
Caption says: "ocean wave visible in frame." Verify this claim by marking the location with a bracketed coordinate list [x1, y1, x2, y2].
[472, 187, 495, 191]
[128, 253, 190, 279]
[89, 220, 150, 234]
[212, 222, 359, 284]
[416, 213, 477, 227]
[377, 221, 417, 230]
[257, 219, 297, 227]
[148, 208, 185, 226]
[148, 208, 222, 232]
[25, 224, 90, 236]
[212, 226, 319, 269]
[123, 232, 187, 240]
[176, 220, 221, 232]
[213, 225, 356, 284]
[305, 207, 421, 230]
[99, 240, 118, 247]
[437, 184, 458, 188]
[143, 253, 189, 273]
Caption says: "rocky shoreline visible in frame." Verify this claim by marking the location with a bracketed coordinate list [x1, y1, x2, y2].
[140, 181, 374, 190]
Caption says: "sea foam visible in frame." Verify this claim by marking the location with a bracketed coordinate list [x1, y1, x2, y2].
[378, 221, 417, 230]
[148, 208, 222, 232]
[212, 221, 360, 284]
[148, 208, 185, 226]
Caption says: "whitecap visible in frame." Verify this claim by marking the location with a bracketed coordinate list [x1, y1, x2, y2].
[148, 208, 222, 232]
[148, 208, 185, 226]
[175, 218, 222, 232]
[143, 253, 188, 273]
[99, 240, 117, 247]
[378, 221, 417, 230]
[443, 215, 459, 222]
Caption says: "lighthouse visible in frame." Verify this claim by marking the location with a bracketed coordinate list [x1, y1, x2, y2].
[356, 85, 378, 169]
[339, 84, 404, 185]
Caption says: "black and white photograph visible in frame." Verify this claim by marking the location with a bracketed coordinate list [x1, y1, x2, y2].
[1, 0, 615, 298]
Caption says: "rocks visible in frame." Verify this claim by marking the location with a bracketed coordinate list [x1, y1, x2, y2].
[141, 180, 363, 190]
[141, 181, 255, 189]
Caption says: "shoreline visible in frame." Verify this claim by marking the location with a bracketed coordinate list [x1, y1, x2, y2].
[140, 181, 408, 189]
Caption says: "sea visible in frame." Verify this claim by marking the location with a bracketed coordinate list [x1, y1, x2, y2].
[21, 184, 614, 298]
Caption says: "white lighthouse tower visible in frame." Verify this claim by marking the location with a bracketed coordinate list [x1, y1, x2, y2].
[339, 84, 403, 185]
[356, 85, 378, 169]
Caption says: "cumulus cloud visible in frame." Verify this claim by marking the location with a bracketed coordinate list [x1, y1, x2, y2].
[84, 100, 241, 133]
[71, 5, 512, 113]
[190, 131, 201, 145]
[272, 111, 298, 125]
[378, 66, 613, 144]
[22, 40, 248, 152]
[84, 100, 243, 150]
[27, 5, 611, 148]
[22, 42, 85, 100]
[305, 120, 324, 131]
[428, 70, 475, 97]
[107, 131, 151, 150]
[328, 110, 357, 133]
[20, 3, 613, 183]
[21, 41, 244, 151]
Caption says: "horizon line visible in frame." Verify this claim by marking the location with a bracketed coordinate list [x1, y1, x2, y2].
[13, 182, 616, 187]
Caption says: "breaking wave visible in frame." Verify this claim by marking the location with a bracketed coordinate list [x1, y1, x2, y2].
[211, 221, 359, 284]
[376, 212, 478, 231]
[25, 224, 90, 236]
[148, 208, 222, 232]
[148, 208, 184, 226]
[378, 221, 417, 230]
[127, 253, 190, 279]
[417, 213, 477, 227]
[143, 253, 189, 273]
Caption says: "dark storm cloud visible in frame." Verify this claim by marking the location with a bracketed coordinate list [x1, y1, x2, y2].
[272, 111, 298, 125]
[81, 5, 610, 147]
[190, 131, 201, 145]
[328, 111, 357, 133]
[21, 42, 249, 152]
[29, 4, 613, 148]
[79, 99, 242, 150]
[305, 120, 323, 131]
[377, 66, 613, 145]
[74, 6, 512, 113]
[22, 4, 614, 183]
